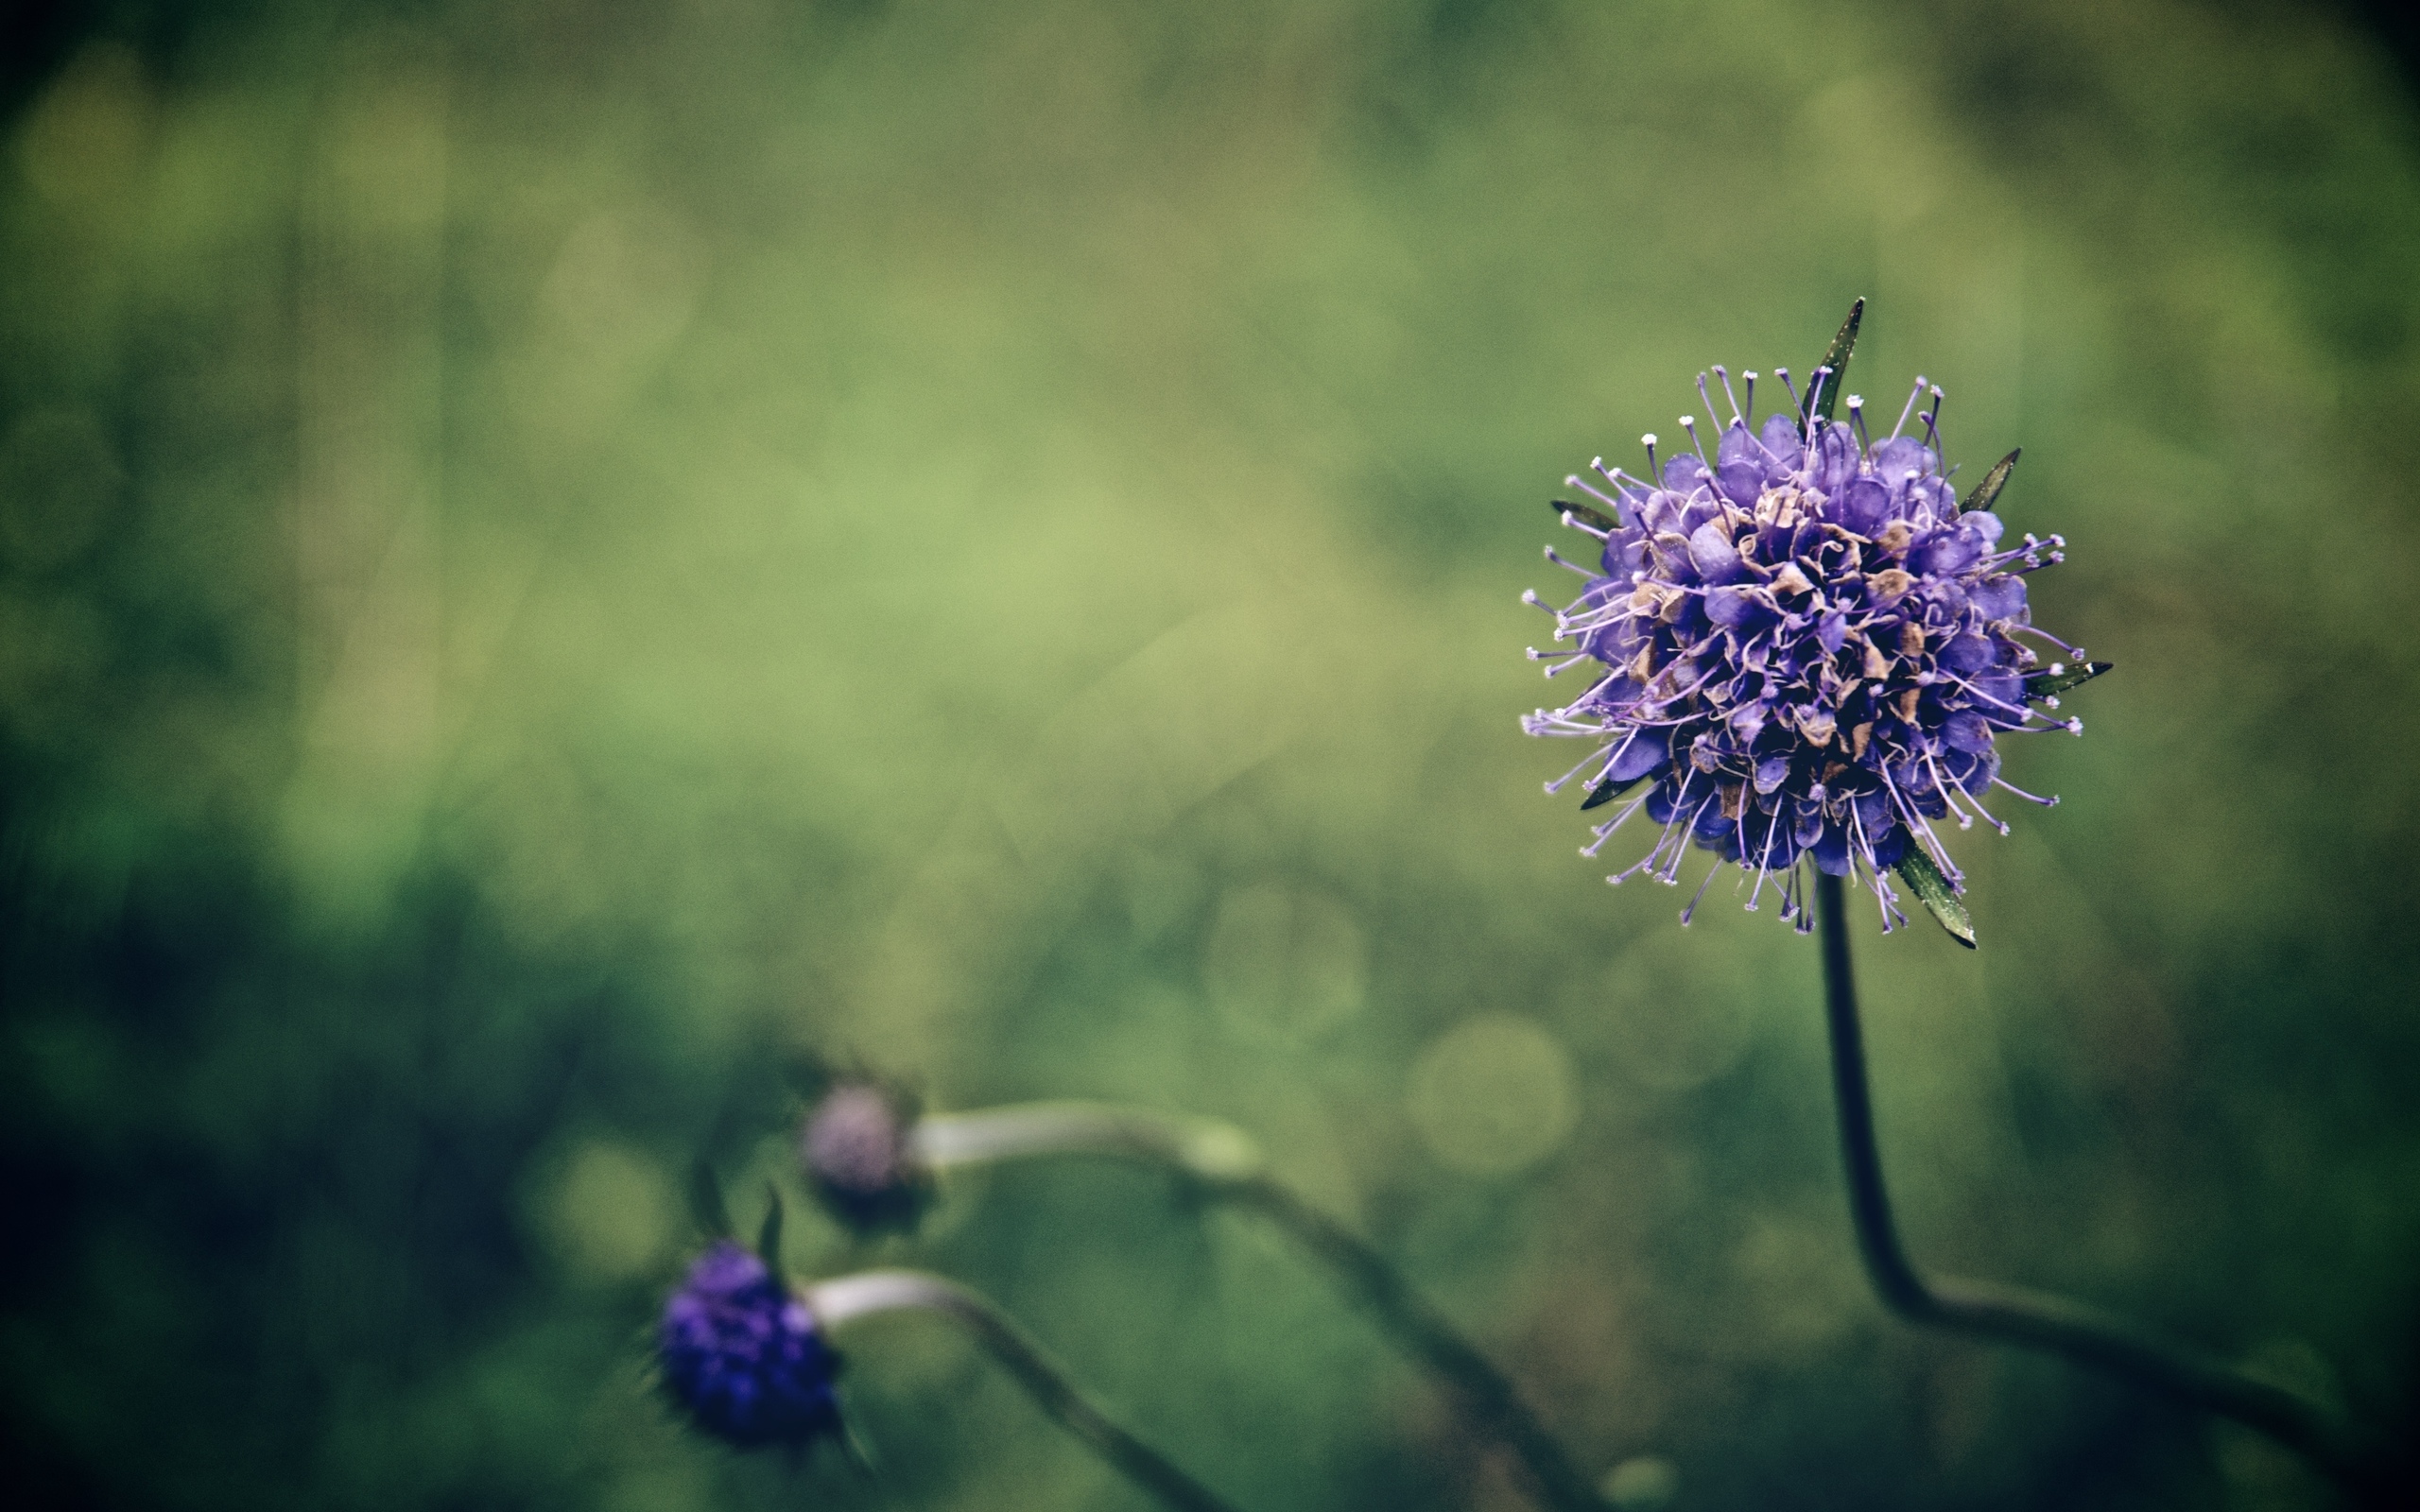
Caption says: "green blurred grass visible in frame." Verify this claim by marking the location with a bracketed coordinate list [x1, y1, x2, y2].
[5, 2, 2419, 1509]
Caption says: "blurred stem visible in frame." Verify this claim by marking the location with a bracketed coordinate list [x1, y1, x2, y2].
[1814, 871, 2391, 1503]
[910, 1105, 1614, 1512]
[806, 1269, 1239, 1512]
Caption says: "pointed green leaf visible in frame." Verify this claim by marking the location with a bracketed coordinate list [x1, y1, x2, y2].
[1581, 771, 1647, 811]
[688, 1159, 734, 1240]
[838, 1415, 882, 1481]
[1551, 497, 1618, 533]
[2025, 661, 2113, 700]
[1802, 297, 1865, 425]
[756, 1186, 785, 1269]
[1894, 847, 1976, 949]
[1960, 449, 2021, 514]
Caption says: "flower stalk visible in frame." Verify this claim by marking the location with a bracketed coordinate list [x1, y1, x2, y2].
[1813, 871, 2393, 1503]
[908, 1104, 1614, 1512]
[807, 1269, 1240, 1512]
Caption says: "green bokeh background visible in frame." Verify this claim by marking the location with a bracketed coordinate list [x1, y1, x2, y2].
[5, 2, 2418, 1508]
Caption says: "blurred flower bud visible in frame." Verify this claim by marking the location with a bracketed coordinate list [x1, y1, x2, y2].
[802, 1081, 933, 1233]
[658, 1241, 840, 1448]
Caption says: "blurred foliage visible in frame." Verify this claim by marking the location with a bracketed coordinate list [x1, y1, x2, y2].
[4, 1, 2419, 1509]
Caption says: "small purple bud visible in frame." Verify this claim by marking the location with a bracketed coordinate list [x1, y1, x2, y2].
[658, 1242, 841, 1448]
[803, 1082, 934, 1234]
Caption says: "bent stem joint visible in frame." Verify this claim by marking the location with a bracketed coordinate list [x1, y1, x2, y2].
[1812, 870, 2385, 1501]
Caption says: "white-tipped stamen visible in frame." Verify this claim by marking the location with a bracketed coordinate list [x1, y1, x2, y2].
[1715, 366, 1745, 425]
[1544, 746, 1607, 795]
[1564, 473, 1625, 512]
[1679, 853, 1722, 924]
[1991, 776, 2059, 807]
[1582, 785, 1657, 859]
[1890, 376, 1927, 440]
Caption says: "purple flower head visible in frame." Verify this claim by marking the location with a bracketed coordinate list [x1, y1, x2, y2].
[658, 1241, 841, 1448]
[1522, 354, 2091, 936]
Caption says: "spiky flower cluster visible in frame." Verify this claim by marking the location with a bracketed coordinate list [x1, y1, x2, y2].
[1522, 365, 2086, 931]
[658, 1241, 842, 1447]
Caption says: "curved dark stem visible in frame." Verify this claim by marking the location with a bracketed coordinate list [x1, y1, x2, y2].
[812, 1270, 1240, 1512]
[1815, 871, 2395, 1503]
[1216, 1177, 1612, 1512]
[909, 1104, 1613, 1511]
[951, 1299, 1241, 1512]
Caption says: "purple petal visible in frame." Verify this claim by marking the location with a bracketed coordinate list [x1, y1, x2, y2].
[1969, 574, 2026, 620]
[1639, 490, 1685, 534]
[1940, 633, 1995, 673]
[1870, 824, 1909, 868]
[1811, 421, 1859, 493]
[1831, 476, 1890, 537]
[1970, 673, 2023, 712]
[1688, 521, 1744, 582]
[1916, 528, 1981, 576]
[1717, 458, 1766, 508]
[1717, 419, 1761, 468]
[1852, 788, 1890, 832]
[1661, 454, 1713, 493]
[1943, 711, 1995, 753]
[1904, 474, 1956, 526]
[1818, 610, 1849, 654]
[1759, 410, 1803, 467]
[1642, 782, 1677, 825]
[1608, 730, 1670, 782]
[1704, 585, 1758, 626]
[1869, 436, 1934, 488]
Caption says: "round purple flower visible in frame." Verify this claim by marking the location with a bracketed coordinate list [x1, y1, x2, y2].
[1523, 365, 2087, 933]
[658, 1241, 841, 1447]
